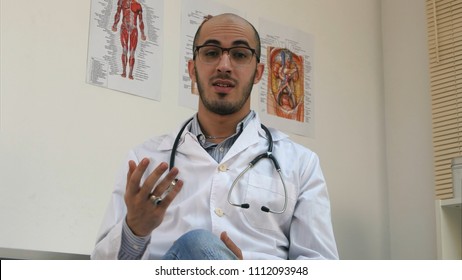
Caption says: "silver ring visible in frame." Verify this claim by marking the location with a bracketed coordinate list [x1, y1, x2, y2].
[149, 195, 162, 205]
[149, 179, 178, 206]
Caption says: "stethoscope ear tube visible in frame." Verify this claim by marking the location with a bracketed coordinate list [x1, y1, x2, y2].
[169, 117, 194, 170]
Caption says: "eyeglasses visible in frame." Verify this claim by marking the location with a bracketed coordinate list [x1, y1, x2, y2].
[194, 45, 260, 65]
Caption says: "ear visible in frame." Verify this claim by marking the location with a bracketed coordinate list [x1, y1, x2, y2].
[188, 59, 197, 82]
[253, 63, 265, 84]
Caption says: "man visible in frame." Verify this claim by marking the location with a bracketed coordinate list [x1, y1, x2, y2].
[92, 13, 338, 260]
[112, 0, 146, 80]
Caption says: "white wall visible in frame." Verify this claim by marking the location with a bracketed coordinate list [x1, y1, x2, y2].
[0, 0, 436, 259]
[382, 0, 436, 259]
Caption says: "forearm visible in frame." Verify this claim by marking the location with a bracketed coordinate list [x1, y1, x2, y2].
[113, 7, 122, 28]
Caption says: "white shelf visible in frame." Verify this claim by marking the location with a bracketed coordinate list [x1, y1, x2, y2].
[440, 197, 462, 207]
[435, 198, 462, 260]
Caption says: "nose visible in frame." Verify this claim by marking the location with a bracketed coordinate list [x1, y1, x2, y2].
[216, 51, 232, 73]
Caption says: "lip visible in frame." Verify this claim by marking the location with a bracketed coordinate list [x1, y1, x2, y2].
[212, 79, 235, 93]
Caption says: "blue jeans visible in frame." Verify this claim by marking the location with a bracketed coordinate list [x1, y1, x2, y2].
[162, 229, 238, 260]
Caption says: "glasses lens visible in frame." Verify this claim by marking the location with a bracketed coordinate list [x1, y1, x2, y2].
[198, 46, 222, 64]
[198, 46, 254, 65]
[229, 48, 253, 64]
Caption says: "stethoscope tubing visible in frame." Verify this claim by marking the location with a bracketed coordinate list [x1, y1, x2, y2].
[168, 117, 288, 214]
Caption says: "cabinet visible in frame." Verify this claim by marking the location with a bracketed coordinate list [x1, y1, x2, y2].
[435, 198, 462, 259]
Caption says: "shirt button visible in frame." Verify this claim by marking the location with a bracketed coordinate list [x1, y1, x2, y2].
[218, 164, 228, 172]
[219, 147, 224, 152]
[214, 208, 225, 217]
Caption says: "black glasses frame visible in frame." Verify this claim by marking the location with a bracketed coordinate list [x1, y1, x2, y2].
[194, 44, 260, 64]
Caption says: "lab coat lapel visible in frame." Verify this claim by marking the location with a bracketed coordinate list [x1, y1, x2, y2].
[221, 117, 264, 163]
[156, 116, 281, 165]
[176, 132, 214, 165]
[157, 122, 216, 167]
[159, 131, 216, 167]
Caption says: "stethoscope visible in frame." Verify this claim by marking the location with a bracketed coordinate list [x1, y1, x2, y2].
[165, 117, 288, 214]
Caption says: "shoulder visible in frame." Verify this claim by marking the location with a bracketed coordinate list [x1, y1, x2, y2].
[252, 113, 316, 157]
[272, 129, 316, 156]
[131, 2, 143, 11]
[262, 126, 321, 171]
[130, 133, 173, 158]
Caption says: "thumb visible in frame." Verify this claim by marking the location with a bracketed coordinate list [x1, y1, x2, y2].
[220, 231, 243, 260]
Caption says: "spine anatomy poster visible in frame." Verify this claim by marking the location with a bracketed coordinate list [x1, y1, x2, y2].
[86, 0, 164, 100]
[258, 18, 315, 137]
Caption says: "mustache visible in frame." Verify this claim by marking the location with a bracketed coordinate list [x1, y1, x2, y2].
[210, 73, 237, 82]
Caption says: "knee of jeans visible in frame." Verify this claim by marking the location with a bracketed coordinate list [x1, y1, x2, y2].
[177, 229, 220, 247]
[166, 229, 238, 260]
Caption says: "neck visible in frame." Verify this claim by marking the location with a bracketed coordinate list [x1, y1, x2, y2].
[203, 134, 233, 140]
[197, 108, 250, 139]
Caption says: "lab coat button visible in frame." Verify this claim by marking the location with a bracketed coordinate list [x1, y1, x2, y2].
[214, 208, 225, 217]
[218, 164, 227, 172]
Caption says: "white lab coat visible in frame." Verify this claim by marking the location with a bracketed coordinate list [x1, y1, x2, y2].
[92, 115, 338, 259]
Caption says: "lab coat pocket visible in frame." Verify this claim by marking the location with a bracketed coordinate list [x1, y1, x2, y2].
[242, 172, 294, 231]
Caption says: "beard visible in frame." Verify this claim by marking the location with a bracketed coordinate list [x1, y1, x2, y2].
[195, 67, 255, 116]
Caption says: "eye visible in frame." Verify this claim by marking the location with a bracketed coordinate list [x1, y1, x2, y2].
[202, 47, 221, 58]
[231, 48, 251, 61]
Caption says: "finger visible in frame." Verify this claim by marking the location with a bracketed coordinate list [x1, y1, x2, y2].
[152, 167, 180, 196]
[125, 160, 137, 195]
[154, 179, 183, 208]
[139, 162, 170, 198]
[126, 160, 136, 183]
[220, 232, 243, 260]
[126, 158, 150, 196]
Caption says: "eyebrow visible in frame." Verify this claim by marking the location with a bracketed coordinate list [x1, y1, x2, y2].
[201, 39, 252, 48]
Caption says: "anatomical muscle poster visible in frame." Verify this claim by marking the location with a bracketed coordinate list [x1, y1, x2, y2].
[86, 0, 164, 100]
[258, 18, 315, 137]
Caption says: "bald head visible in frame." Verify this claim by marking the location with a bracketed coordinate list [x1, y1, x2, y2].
[192, 13, 261, 62]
